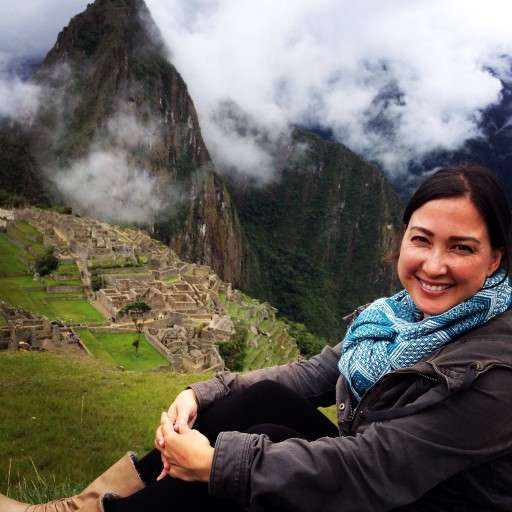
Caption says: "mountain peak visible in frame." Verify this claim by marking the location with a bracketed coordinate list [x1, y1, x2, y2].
[42, 0, 162, 67]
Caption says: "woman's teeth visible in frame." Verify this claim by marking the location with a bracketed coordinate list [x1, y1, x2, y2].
[419, 279, 451, 292]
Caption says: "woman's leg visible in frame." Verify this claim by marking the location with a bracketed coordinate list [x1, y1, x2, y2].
[107, 380, 338, 511]
[134, 380, 338, 483]
[107, 424, 306, 512]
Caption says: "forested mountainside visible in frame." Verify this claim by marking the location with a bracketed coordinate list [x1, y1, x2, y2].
[228, 129, 402, 338]
[0, 0, 403, 339]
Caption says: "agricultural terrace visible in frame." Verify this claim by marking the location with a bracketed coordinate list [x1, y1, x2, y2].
[0, 224, 105, 324]
[76, 329, 168, 370]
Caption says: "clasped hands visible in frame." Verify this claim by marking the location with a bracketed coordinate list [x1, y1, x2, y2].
[154, 389, 214, 483]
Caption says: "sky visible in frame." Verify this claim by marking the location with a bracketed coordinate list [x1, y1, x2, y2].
[2, 0, 512, 187]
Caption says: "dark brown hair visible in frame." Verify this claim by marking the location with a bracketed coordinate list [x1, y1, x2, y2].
[401, 165, 511, 278]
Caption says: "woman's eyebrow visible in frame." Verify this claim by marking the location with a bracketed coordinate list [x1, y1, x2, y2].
[409, 226, 481, 244]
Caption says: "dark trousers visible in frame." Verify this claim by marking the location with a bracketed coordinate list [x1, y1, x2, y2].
[107, 380, 338, 511]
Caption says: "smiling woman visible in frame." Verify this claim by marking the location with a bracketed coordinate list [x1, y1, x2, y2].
[3, 165, 512, 512]
[398, 193, 504, 316]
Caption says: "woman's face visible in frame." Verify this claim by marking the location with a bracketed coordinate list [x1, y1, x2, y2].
[397, 195, 503, 316]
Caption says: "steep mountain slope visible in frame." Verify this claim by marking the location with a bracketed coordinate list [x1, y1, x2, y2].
[29, 0, 246, 286]
[229, 129, 403, 339]
[0, 125, 48, 205]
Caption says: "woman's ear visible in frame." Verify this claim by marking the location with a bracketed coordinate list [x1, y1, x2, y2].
[488, 247, 505, 276]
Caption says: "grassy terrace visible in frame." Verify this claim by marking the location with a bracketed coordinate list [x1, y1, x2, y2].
[218, 292, 299, 370]
[76, 329, 168, 370]
[0, 228, 105, 324]
[0, 276, 104, 324]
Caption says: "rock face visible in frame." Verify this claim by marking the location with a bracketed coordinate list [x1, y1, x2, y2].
[29, 0, 245, 286]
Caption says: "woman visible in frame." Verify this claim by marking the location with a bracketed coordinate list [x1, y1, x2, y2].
[4, 165, 512, 511]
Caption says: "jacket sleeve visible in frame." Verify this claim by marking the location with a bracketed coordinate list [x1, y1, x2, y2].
[190, 343, 341, 410]
[209, 367, 512, 512]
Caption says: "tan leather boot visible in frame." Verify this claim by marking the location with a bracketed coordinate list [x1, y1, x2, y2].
[0, 453, 144, 512]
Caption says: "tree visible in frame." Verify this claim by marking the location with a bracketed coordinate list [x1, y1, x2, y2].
[119, 300, 152, 355]
[35, 246, 59, 277]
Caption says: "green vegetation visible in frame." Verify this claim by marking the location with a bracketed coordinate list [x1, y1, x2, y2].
[286, 321, 330, 358]
[218, 293, 299, 370]
[118, 301, 152, 355]
[229, 129, 403, 340]
[219, 323, 248, 371]
[0, 276, 104, 323]
[0, 224, 104, 324]
[0, 351, 209, 497]
[76, 330, 167, 370]
[0, 235, 28, 274]
[35, 247, 59, 277]
[88, 256, 139, 269]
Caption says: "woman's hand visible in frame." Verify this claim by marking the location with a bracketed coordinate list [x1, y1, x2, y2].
[154, 389, 200, 480]
[168, 388, 199, 430]
[158, 411, 214, 482]
[155, 389, 198, 448]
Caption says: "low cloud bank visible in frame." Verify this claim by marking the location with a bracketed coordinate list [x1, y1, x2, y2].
[148, 0, 512, 178]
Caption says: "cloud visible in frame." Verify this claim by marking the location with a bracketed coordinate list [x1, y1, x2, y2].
[3, 0, 512, 182]
[51, 112, 175, 225]
[146, 0, 512, 177]
[0, 53, 42, 123]
[55, 149, 165, 224]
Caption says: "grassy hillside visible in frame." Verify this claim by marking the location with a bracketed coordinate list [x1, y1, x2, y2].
[0, 351, 337, 502]
[0, 351, 209, 497]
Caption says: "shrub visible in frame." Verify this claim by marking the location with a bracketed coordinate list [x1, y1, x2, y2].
[219, 324, 248, 371]
[35, 247, 59, 277]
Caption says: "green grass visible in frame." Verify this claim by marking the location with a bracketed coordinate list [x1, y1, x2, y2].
[6, 222, 45, 259]
[0, 351, 209, 496]
[0, 351, 337, 502]
[76, 329, 167, 370]
[0, 276, 105, 323]
[0, 314, 6, 326]
[0, 235, 28, 273]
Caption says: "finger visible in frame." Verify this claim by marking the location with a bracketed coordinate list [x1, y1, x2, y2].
[168, 403, 177, 424]
[176, 408, 189, 427]
[155, 425, 165, 448]
[178, 423, 191, 434]
[156, 467, 167, 481]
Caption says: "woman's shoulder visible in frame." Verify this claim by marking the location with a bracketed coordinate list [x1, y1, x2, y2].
[430, 309, 512, 376]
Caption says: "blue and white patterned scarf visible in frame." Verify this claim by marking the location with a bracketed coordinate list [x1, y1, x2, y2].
[338, 271, 512, 401]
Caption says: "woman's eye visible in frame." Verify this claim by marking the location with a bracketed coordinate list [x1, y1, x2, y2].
[453, 244, 475, 254]
[411, 236, 429, 244]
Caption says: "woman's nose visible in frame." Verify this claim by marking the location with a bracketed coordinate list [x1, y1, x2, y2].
[421, 250, 448, 276]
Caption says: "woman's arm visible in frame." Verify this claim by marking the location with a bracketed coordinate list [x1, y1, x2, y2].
[190, 343, 342, 411]
[209, 367, 512, 512]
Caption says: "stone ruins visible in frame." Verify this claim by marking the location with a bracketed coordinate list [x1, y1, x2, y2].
[8, 208, 244, 372]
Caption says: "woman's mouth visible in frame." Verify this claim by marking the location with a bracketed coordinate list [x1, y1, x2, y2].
[415, 276, 454, 293]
